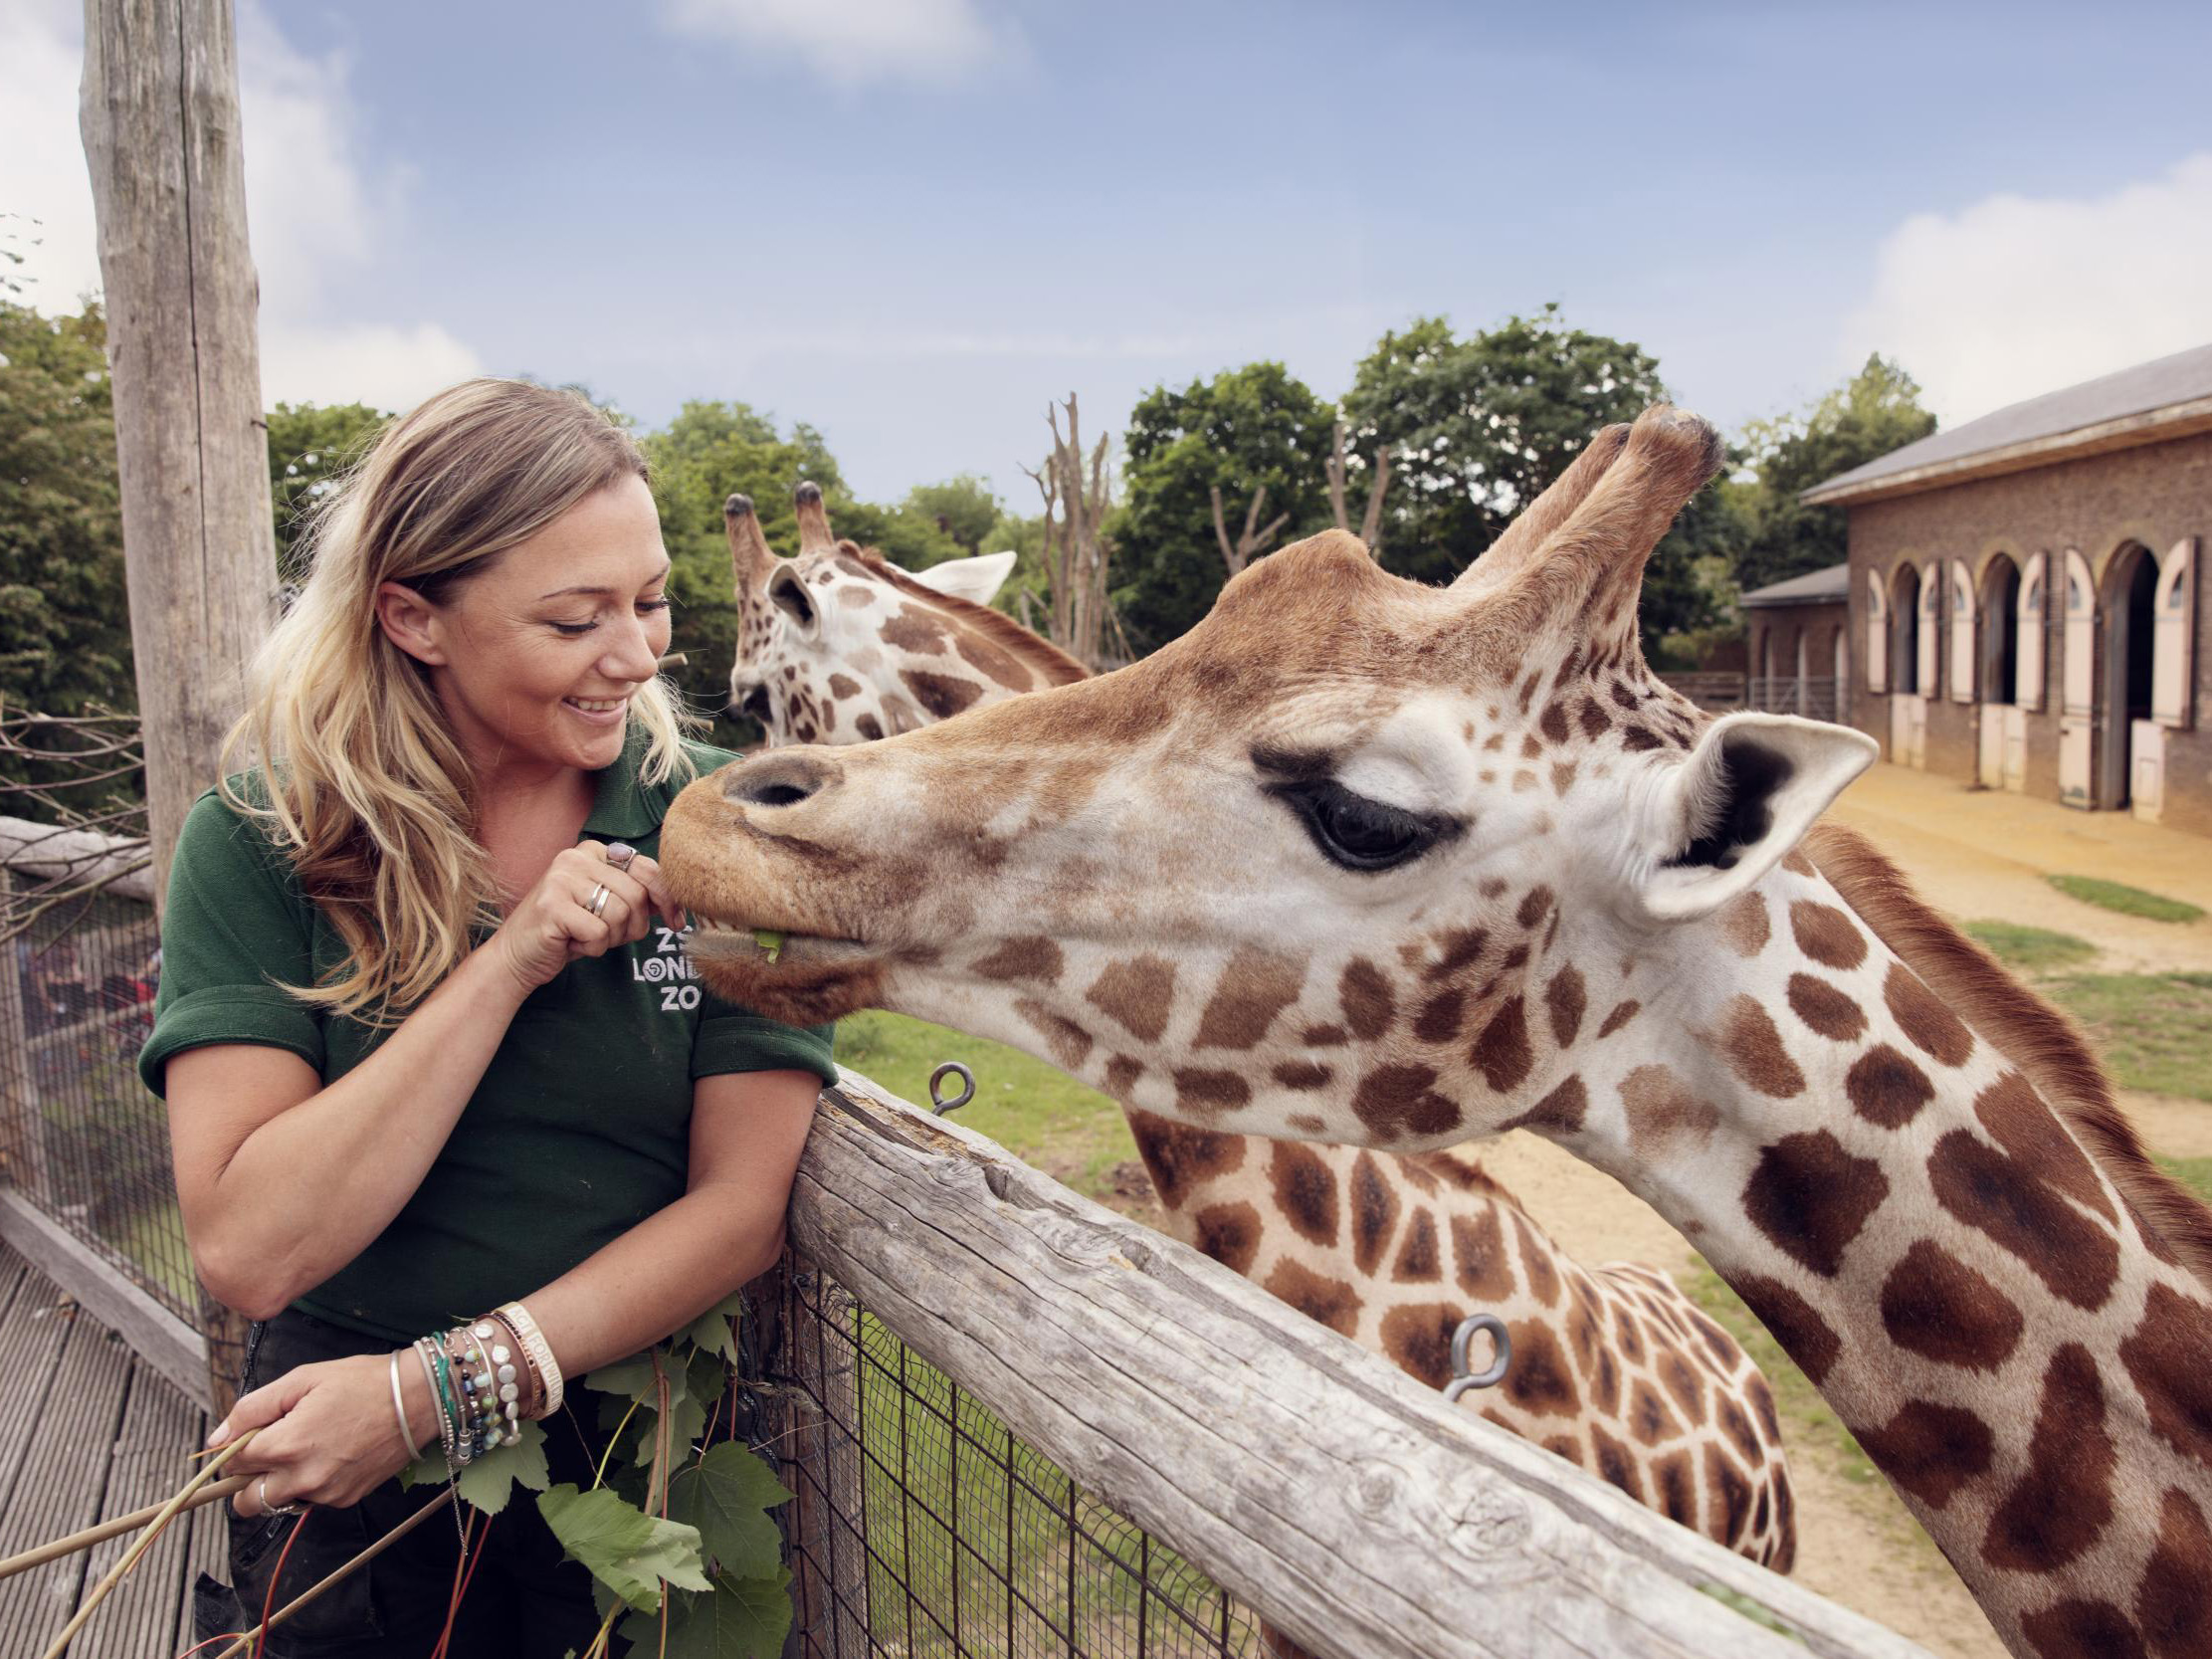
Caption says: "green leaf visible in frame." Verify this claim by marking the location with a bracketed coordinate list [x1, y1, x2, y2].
[456, 1419, 550, 1516]
[536, 1483, 710, 1613]
[625, 1568, 794, 1658]
[668, 1444, 791, 1576]
[685, 1305, 740, 1363]
[635, 1388, 709, 1502]
[584, 1354, 660, 1399]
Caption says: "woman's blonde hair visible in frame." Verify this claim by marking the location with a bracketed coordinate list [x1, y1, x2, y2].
[223, 377, 700, 1021]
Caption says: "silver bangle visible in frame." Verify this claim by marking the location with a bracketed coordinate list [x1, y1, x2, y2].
[388, 1350, 417, 1456]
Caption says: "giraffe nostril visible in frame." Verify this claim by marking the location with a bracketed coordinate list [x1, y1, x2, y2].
[723, 752, 841, 809]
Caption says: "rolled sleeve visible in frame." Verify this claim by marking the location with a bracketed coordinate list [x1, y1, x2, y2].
[692, 1011, 837, 1087]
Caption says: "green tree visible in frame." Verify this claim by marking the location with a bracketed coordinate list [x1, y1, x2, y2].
[1114, 361, 1335, 652]
[267, 401, 387, 578]
[902, 475, 1001, 557]
[1345, 305, 1724, 649]
[1731, 355, 1935, 592]
[0, 303, 131, 732]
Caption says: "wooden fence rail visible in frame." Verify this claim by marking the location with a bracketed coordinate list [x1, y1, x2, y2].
[799, 1071, 1934, 1659]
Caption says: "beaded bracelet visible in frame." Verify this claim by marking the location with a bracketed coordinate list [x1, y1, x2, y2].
[496, 1301, 564, 1417]
[413, 1338, 456, 1460]
[473, 1318, 525, 1441]
[447, 1325, 498, 1458]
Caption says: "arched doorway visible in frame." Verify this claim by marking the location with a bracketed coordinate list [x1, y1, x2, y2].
[2099, 543, 2159, 808]
[1977, 554, 2024, 789]
[1892, 564, 1921, 695]
[1888, 563, 1926, 765]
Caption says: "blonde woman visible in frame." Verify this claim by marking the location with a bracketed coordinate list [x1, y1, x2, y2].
[139, 379, 831, 1654]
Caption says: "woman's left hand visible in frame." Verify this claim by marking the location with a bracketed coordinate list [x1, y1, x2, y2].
[211, 1353, 423, 1515]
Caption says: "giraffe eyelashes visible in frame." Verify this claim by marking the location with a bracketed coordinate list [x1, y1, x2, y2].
[1266, 778, 1460, 873]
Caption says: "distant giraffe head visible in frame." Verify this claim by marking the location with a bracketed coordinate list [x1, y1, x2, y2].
[724, 483, 1080, 747]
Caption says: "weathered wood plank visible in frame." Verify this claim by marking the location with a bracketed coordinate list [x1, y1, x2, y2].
[0, 818, 155, 906]
[0, 1255, 74, 1523]
[0, 1192, 210, 1410]
[81, 1360, 203, 1659]
[795, 1073, 1932, 1659]
[0, 1306, 135, 1647]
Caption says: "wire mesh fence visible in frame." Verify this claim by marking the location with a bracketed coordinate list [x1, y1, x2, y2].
[758, 1255, 1277, 1659]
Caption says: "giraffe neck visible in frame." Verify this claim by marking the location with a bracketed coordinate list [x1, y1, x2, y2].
[1547, 850, 2212, 1656]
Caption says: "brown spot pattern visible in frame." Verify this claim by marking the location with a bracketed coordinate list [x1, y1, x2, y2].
[1857, 1400, 1994, 1510]
[1390, 1208, 1441, 1282]
[1846, 1044, 1934, 1128]
[1591, 1424, 1643, 1504]
[1125, 1111, 1244, 1207]
[1543, 966, 1586, 1046]
[826, 672, 862, 700]
[1982, 1344, 2113, 1572]
[2136, 1488, 2212, 1657]
[1086, 955, 1176, 1042]
[1190, 1202, 1262, 1274]
[1744, 1132, 1889, 1277]
[1719, 891, 1770, 957]
[1729, 1274, 1841, 1384]
[1193, 947, 1307, 1050]
[1619, 1065, 1718, 1159]
[1349, 1153, 1399, 1277]
[1104, 1056, 1142, 1098]
[1884, 961, 1974, 1066]
[1717, 995, 1806, 1097]
[902, 669, 982, 720]
[1261, 1259, 1362, 1337]
[973, 935, 1063, 983]
[1172, 1068, 1251, 1118]
[2118, 1283, 2212, 1473]
[1879, 1241, 2024, 1370]
[1379, 1304, 1462, 1390]
[1014, 998, 1093, 1070]
[1269, 1142, 1339, 1246]
[1786, 972, 1866, 1041]
[1597, 999, 1641, 1038]
[1351, 1064, 1462, 1140]
[2018, 1601, 2147, 1659]
[1470, 997, 1532, 1092]
[1503, 1322, 1579, 1417]
[1338, 959, 1394, 1039]
[881, 607, 948, 654]
[1450, 1210, 1514, 1302]
[1509, 1210, 1559, 1308]
[1499, 1075, 1588, 1136]
[1272, 1060, 1332, 1090]
[1789, 900, 1867, 968]
[1974, 1071, 2115, 1221]
[1927, 1129, 2120, 1309]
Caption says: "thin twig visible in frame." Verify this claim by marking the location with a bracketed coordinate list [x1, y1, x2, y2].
[0, 1478, 249, 1581]
[199, 1488, 458, 1659]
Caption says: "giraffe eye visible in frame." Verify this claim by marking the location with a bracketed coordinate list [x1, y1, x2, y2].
[1269, 780, 1451, 873]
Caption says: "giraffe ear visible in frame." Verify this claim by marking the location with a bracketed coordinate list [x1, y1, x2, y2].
[1634, 714, 1878, 923]
[905, 550, 1017, 607]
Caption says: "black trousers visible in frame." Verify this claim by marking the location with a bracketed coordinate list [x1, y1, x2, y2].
[193, 1308, 604, 1657]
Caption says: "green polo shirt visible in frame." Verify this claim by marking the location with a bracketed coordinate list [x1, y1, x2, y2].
[138, 729, 834, 1344]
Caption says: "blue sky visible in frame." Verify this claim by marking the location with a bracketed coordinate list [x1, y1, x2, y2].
[7, 0, 2211, 503]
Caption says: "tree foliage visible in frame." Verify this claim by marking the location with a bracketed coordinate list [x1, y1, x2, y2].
[1730, 354, 1935, 592]
[1113, 362, 1335, 652]
[0, 303, 130, 733]
[267, 401, 387, 579]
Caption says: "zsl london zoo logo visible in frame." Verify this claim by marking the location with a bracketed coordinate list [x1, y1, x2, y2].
[635, 925, 704, 1012]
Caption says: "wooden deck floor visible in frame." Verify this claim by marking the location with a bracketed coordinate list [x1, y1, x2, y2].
[0, 1240, 224, 1659]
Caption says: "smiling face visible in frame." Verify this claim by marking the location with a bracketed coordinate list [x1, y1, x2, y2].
[378, 475, 674, 778]
[661, 408, 1876, 1149]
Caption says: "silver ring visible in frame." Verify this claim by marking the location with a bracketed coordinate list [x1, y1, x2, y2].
[259, 1476, 302, 1518]
[605, 842, 638, 871]
[587, 883, 611, 918]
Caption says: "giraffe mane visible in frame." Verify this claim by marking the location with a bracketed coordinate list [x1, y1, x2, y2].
[1802, 821, 2212, 1293]
[844, 544, 1090, 688]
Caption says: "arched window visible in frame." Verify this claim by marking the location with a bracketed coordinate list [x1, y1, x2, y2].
[1892, 564, 1921, 696]
[1979, 554, 2020, 709]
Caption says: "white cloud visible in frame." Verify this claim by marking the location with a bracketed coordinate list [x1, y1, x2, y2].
[1844, 154, 2212, 426]
[661, 0, 1015, 88]
[0, 0, 480, 409]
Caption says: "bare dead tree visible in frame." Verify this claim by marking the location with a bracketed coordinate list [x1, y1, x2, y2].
[1022, 394, 1115, 672]
[1325, 419, 1392, 556]
[1209, 482, 1290, 577]
[1, 705, 151, 945]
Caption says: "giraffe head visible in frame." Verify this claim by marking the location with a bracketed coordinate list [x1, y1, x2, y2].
[666, 406, 1878, 1148]
[724, 482, 1072, 745]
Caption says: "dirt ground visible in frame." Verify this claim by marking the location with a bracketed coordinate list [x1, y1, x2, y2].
[1474, 763, 2212, 1659]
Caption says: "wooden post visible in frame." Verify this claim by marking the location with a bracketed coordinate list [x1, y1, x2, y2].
[0, 872, 49, 1205]
[81, 0, 279, 1413]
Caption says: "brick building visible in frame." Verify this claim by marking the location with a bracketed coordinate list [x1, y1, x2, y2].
[1741, 563, 1849, 722]
[1803, 345, 2210, 835]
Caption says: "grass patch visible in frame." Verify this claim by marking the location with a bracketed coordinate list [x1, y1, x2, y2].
[2046, 874, 2206, 924]
[2156, 1155, 2212, 1208]
[2045, 972, 2212, 1102]
[1962, 921, 2097, 972]
[835, 1010, 1136, 1203]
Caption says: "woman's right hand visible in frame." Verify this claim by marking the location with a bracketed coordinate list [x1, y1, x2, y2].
[487, 841, 684, 995]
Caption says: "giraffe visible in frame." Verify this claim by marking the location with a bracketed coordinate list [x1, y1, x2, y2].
[723, 481, 1081, 746]
[717, 483, 1798, 1567]
[664, 405, 2212, 1658]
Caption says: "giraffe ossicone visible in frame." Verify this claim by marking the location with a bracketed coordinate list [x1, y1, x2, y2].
[703, 474, 1800, 1569]
[665, 405, 2212, 1656]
